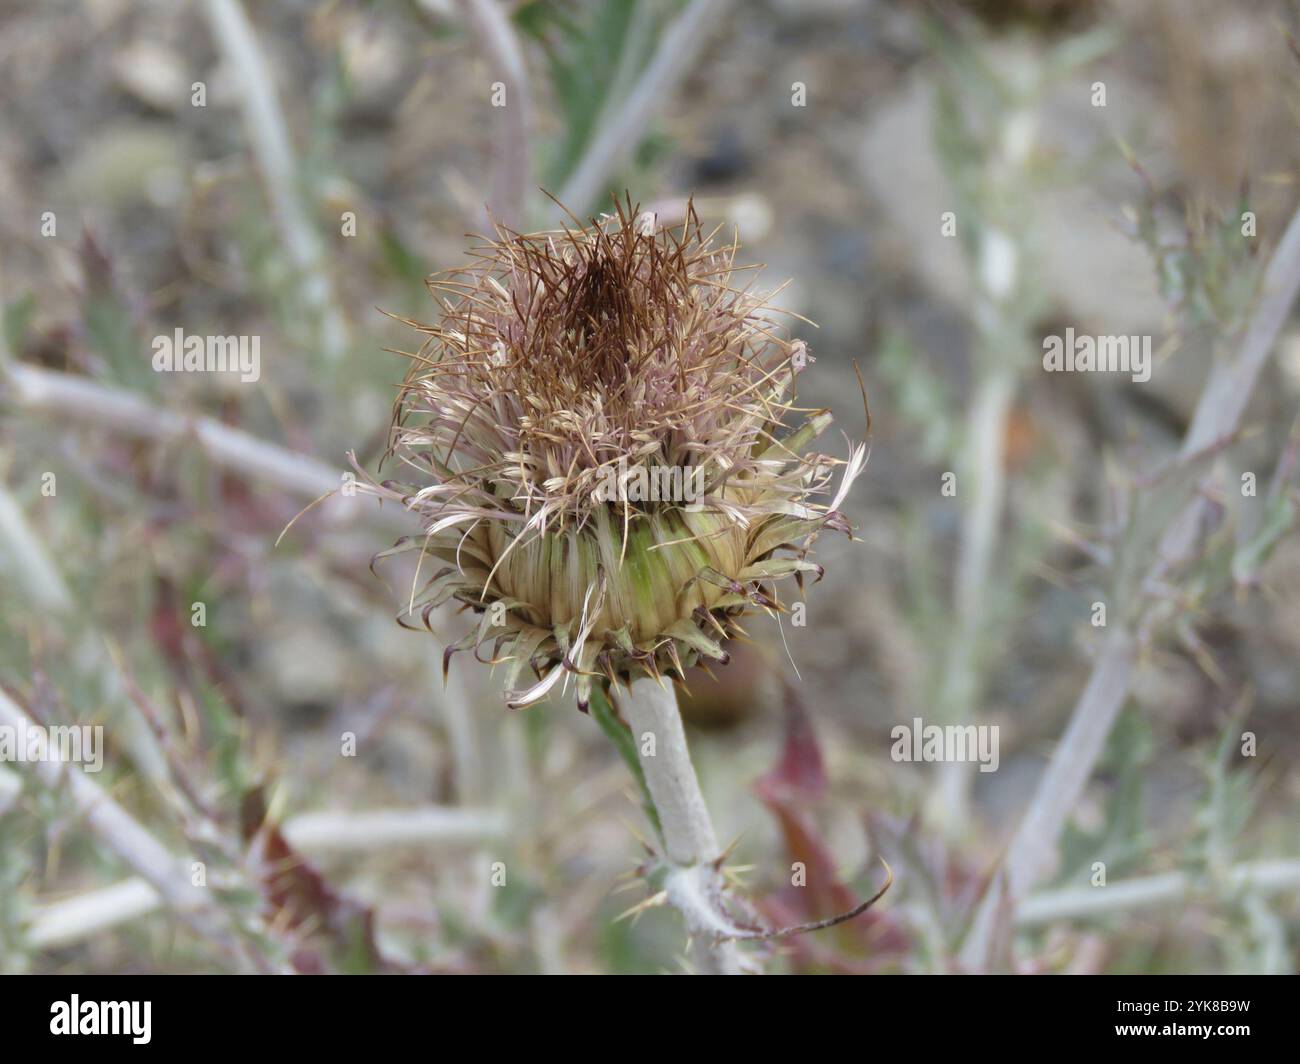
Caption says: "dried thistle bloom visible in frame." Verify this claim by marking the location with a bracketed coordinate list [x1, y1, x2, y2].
[368, 199, 867, 711]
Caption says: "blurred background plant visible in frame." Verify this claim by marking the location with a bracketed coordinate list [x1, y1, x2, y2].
[0, 0, 1298, 974]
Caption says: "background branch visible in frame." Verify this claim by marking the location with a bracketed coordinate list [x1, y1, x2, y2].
[960, 201, 1300, 969]
[553, 0, 732, 220]
[24, 804, 508, 949]
[3, 362, 399, 529]
[457, 0, 533, 231]
[201, 0, 349, 362]
[1016, 859, 1300, 927]
[0, 688, 272, 970]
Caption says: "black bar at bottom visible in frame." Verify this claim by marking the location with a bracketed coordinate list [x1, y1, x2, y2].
[0, 973, 1290, 1051]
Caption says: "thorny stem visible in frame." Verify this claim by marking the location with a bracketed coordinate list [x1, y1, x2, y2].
[959, 200, 1300, 969]
[617, 677, 744, 975]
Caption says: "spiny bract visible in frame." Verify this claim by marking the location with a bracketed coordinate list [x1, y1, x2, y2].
[367, 199, 866, 711]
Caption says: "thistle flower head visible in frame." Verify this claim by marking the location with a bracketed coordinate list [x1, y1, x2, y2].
[369, 199, 867, 710]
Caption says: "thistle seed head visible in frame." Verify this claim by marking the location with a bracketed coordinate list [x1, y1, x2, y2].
[368, 198, 867, 710]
